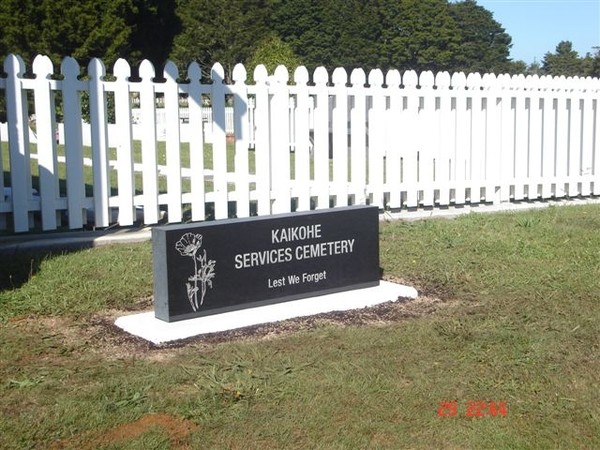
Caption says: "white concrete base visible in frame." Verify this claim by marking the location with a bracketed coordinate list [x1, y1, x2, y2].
[114, 281, 417, 345]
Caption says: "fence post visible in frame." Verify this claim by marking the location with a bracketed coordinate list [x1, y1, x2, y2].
[61, 57, 85, 229]
[88, 58, 111, 227]
[4, 54, 31, 232]
[32, 55, 60, 230]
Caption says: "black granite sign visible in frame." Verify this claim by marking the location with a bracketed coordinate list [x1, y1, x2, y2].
[152, 205, 379, 322]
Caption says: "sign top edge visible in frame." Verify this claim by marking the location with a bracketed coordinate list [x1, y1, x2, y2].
[152, 205, 379, 233]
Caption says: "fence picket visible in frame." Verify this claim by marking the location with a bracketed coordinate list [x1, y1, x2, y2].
[332, 67, 348, 207]
[88, 58, 111, 227]
[527, 75, 543, 199]
[481, 73, 498, 203]
[232, 63, 250, 218]
[452, 72, 468, 205]
[252, 65, 271, 216]
[385, 69, 402, 208]
[4, 54, 31, 232]
[419, 71, 435, 206]
[594, 78, 600, 195]
[580, 77, 594, 196]
[0, 75, 5, 229]
[164, 61, 183, 222]
[113, 59, 135, 225]
[540, 76, 556, 198]
[555, 76, 569, 197]
[513, 74, 528, 201]
[270, 65, 291, 214]
[368, 69, 385, 208]
[138, 60, 160, 224]
[467, 73, 484, 203]
[401, 70, 418, 208]
[186, 62, 206, 222]
[436, 71, 453, 206]
[32, 55, 59, 230]
[210, 63, 229, 219]
[568, 78, 583, 196]
[61, 57, 85, 229]
[497, 74, 513, 202]
[293, 66, 311, 211]
[350, 69, 367, 206]
[313, 67, 329, 209]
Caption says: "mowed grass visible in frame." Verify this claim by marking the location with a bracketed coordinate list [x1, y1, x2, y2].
[0, 204, 599, 448]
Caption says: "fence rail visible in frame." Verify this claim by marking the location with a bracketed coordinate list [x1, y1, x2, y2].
[1, 54, 600, 233]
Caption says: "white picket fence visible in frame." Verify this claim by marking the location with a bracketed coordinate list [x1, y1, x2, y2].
[1, 53, 600, 233]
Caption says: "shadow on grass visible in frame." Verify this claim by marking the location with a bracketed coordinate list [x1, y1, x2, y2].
[0, 250, 45, 292]
[0, 245, 94, 293]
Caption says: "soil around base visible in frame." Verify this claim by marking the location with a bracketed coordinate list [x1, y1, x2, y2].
[9, 278, 455, 361]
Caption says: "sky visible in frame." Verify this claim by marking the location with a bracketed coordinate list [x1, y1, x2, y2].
[472, 0, 600, 64]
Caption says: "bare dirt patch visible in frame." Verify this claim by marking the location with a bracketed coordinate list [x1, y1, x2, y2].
[50, 413, 198, 449]
[13, 278, 455, 360]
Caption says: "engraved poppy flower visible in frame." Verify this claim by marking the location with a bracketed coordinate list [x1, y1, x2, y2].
[175, 232, 203, 257]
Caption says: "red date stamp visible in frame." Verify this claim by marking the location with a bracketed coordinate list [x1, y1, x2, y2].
[438, 401, 507, 417]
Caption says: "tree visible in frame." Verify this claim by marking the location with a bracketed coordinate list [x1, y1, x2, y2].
[0, 0, 520, 78]
[589, 50, 600, 77]
[0, 0, 44, 66]
[170, 0, 272, 80]
[0, 0, 179, 70]
[272, 0, 473, 74]
[127, 0, 181, 69]
[504, 60, 527, 75]
[270, 0, 380, 72]
[246, 35, 303, 75]
[39, 0, 136, 68]
[541, 41, 582, 77]
[527, 60, 542, 76]
[581, 48, 600, 78]
[448, 0, 512, 74]
[376, 0, 464, 73]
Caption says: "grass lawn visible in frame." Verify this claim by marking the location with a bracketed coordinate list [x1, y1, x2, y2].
[0, 204, 599, 448]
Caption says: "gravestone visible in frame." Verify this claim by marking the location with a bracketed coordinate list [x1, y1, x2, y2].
[152, 205, 379, 322]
